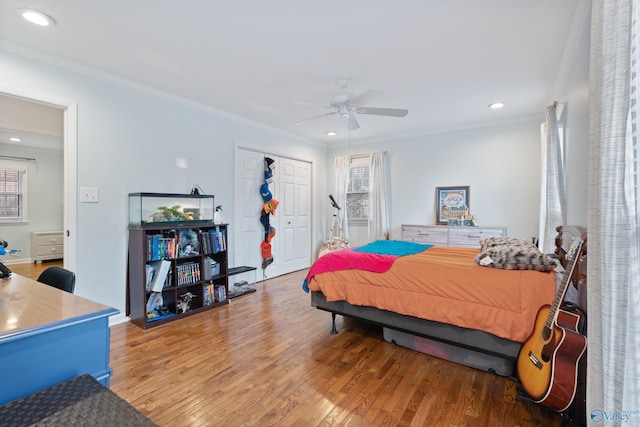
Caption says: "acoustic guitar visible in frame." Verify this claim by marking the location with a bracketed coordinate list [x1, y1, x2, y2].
[516, 240, 587, 412]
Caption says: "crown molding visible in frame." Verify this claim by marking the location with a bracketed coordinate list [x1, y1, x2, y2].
[0, 39, 324, 148]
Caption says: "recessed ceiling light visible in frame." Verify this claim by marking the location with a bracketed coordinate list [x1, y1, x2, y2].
[489, 102, 505, 110]
[9, 137, 22, 142]
[16, 8, 56, 26]
[326, 131, 337, 136]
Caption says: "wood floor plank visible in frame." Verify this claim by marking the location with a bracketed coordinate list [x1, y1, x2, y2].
[104, 269, 563, 426]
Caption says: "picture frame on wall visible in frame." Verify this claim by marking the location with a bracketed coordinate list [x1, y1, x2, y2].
[436, 186, 470, 225]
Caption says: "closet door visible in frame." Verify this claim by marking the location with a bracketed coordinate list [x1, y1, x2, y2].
[234, 149, 265, 278]
[276, 157, 311, 274]
[234, 149, 311, 280]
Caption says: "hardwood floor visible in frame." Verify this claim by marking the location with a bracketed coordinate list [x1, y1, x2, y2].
[106, 269, 563, 427]
[6, 259, 63, 280]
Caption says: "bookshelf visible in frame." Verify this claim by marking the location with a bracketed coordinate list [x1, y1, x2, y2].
[128, 223, 229, 329]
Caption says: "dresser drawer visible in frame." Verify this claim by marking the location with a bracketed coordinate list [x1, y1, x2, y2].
[32, 231, 64, 262]
[34, 234, 64, 247]
[35, 244, 64, 257]
[401, 225, 448, 245]
[448, 227, 506, 248]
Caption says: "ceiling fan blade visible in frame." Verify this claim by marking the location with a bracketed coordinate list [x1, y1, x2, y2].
[343, 114, 360, 131]
[348, 89, 384, 107]
[291, 111, 337, 126]
[356, 107, 408, 117]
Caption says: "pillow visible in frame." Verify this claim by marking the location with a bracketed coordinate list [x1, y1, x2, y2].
[479, 236, 537, 251]
[474, 242, 557, 272]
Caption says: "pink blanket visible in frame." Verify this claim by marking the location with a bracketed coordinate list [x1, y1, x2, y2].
[302, 248, 396, 292]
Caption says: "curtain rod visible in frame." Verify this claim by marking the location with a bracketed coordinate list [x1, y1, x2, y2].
[0, 155, 36, 161]
[345, 150, 389, 160]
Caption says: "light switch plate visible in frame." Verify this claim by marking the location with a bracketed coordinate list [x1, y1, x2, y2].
[80, 187, 99, 203]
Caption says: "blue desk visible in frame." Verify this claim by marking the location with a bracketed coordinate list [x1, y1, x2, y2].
[0, 273, 118, 405]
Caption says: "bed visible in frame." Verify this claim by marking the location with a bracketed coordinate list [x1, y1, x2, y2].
[303, 227, 585, 377]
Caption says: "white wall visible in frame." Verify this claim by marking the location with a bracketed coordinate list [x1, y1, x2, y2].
[552, 3, 591, 227]
[1, 49, 327, 324]
[0, 144, 64, 262]
[328, 120, 545, 247]
[326, 4, 591, 249]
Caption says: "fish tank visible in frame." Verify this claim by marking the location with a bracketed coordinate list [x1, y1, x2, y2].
[129, 192, 215, 227]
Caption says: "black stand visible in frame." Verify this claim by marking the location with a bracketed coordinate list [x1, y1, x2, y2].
[227, 266, 258, 299]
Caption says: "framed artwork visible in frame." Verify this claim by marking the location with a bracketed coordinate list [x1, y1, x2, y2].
[436, 186, 470, 225]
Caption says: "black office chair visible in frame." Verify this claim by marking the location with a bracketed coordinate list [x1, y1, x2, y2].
[37, 266, 76, 293]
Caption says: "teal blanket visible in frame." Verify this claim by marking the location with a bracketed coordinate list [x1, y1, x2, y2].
[353, 240, 432, 256]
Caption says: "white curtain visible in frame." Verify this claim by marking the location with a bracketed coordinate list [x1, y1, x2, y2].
[369, 152, 390, 240]
[538, 105, 567, 253]
[588, 0, 640, 423]
[333, 155, 350, 242]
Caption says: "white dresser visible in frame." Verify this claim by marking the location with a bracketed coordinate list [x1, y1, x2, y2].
[401, 224, 506, 248]
[31, 231, 64, 263]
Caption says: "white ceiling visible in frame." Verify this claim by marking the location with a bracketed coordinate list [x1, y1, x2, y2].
[0, 94, 64, 151]
[0, 0, 583, 145]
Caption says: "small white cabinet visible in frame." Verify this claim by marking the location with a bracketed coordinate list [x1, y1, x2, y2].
[401, 224, 506, 248]
[31, 231, 64, 263]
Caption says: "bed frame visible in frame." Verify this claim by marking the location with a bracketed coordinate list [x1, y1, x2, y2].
[310, 225, 586, 377]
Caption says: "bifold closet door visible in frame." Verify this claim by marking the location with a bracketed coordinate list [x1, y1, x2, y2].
[234, 148, 311, 279]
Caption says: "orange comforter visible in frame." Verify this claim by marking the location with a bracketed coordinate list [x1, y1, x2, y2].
[306, 246, 556, 342]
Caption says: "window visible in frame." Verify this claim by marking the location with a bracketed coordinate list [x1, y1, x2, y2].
[0, 162, 28, 223]
[346, 158, 369, 221]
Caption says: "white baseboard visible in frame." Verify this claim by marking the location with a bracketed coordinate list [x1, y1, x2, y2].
[108, 313, 130, 327]
[1, 257, 34, 265]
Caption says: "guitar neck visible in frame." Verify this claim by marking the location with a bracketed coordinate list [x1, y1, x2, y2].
[544, 241, 583, 330]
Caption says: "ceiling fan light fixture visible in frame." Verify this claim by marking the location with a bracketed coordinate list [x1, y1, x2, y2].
[294, 78, 408, 132]
[489, 102, 505, 110]
[335, 77, 352, 89]
[17, 8, 56, 26]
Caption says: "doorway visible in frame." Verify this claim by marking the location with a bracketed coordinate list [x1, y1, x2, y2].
[234, 148, 312, 280]
[0, 86, 78, 272]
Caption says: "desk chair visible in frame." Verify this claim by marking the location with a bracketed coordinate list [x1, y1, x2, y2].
[37, 266, 76, 293]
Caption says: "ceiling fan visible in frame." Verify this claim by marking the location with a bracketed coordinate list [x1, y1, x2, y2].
[292, 78, 408, 131]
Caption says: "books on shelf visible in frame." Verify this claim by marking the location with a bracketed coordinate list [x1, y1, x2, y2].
[199, 229, 211, 255]
[205, 283, 227, 304]
[214, 285, 226, 302]
[204, 283, 214, 305]
[147, 259, 172, 292]
[146, 230, 178, 261]
[176, 262, 201, 286]
[208, 226, 227, 254]
[145, 227, 225, 262]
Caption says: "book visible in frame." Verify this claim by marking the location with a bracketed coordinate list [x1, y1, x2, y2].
[145, 264, 154, 290]
[148, 259, 171, 292]
[204, 283, 214, 305]
[199, 229, 211, 254]
[150, 234, 161, 260]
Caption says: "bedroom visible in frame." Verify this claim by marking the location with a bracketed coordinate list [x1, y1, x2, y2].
[1, 0, 638, 426]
